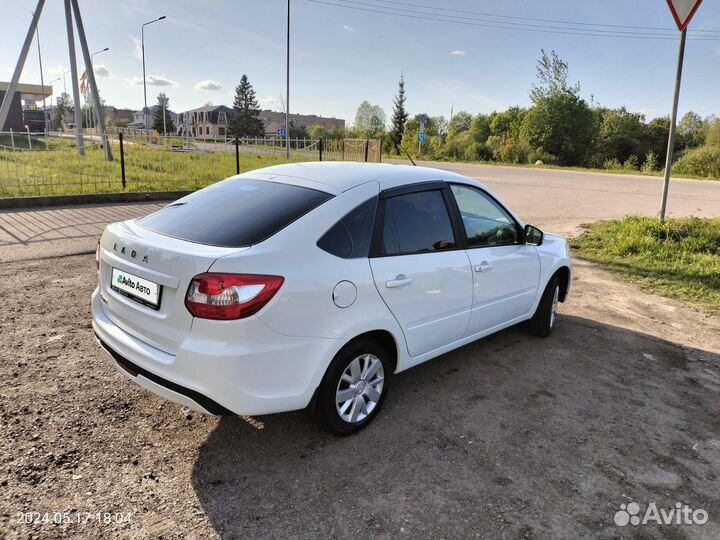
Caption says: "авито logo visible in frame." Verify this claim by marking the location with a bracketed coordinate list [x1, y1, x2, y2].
[614, 501, 708, 527]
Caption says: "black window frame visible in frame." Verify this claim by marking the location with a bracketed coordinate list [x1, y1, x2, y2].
[369, 182, 467, 258]
[445, 182, 524, 249]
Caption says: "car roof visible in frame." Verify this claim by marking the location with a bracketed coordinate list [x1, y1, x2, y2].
[241, 161, 479, 195]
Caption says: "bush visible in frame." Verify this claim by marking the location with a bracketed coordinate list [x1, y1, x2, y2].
[672, 146, 720, 178]
[623, 154, 639, 171]
[641, 151, 659, 172]
[463, 142, 492, 161]
[528, 148, 557, 165]
[603, 158, 622, 170]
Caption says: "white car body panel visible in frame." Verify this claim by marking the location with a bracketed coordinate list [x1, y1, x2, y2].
[91, 162, 572, 417]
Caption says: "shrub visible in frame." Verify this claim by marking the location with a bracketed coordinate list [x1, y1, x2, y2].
[528, 148, 557, 165]
[672, 146, 720, 178]
[463, 142, 492, 161]
[623, 154, 639, 170]
[641, 151, 659, 172]
[603, 158, 622, 170]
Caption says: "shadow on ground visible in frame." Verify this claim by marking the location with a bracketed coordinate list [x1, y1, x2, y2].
[190, 315, 720, 539]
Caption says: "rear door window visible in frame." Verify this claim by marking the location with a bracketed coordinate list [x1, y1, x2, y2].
[139, 178, 332, 247]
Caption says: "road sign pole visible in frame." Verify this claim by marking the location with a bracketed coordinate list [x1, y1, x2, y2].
[659, 28, 687, 222]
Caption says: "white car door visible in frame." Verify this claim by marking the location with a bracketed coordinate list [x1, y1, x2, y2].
[369, 185, 473, 358]
[448, 183, 540, 335]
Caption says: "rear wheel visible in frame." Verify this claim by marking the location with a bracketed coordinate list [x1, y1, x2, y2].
[317, 339, 390, 435]
[528, 276, 560, 337]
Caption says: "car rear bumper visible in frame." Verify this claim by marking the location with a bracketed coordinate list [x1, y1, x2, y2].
[92, 288, 337, 416]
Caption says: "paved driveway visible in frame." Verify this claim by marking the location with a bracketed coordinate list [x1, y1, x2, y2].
[2, 164, 719, 262]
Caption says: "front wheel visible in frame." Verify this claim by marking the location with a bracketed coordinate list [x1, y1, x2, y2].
[528, 276, 560, 337]
[316, 340, 390, 435]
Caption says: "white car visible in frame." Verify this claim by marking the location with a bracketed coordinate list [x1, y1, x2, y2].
[92, 162, 571, 434]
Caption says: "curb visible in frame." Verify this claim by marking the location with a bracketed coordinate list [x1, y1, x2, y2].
[0, 191, 193, 210]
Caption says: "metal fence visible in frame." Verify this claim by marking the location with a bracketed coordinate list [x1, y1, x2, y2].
[0, 130, 382, 198]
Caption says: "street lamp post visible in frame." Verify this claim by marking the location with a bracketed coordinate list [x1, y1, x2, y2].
[88, 47, 109, 130]
[48, 76, 60, 130]
[34, 16, 49, 133]
[141, 15, 166, 141]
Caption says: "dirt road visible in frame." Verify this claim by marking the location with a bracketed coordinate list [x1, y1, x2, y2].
[1, 253, 718, 539]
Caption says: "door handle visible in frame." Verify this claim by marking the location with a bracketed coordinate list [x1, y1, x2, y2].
[386, 274, 413, 288]
[474, 262, 492, 273]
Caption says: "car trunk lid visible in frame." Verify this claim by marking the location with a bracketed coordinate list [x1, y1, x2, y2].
[98, 219, 246, 354]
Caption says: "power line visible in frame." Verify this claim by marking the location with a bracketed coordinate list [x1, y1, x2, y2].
[306, 0, 720, 41]
[373, 0, 720, 35]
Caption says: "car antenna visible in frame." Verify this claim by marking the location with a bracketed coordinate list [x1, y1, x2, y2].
[400, 145, 417, 166]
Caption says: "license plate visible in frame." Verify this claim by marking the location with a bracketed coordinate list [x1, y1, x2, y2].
[111, 268, 161, 309]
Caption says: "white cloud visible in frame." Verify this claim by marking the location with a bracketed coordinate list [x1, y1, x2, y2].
[126, 74, 179, 87]
[194, 80, 223, 91]
[343, 25, 354, 31]
[129, 33, 142, 60]
[93, 65, 111, 78]
[259, 95, 282, 111]
[449, 50, 467, 56]
[46, 64, 68, 77]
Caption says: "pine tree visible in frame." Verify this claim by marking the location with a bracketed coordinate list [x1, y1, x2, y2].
[228, 74, 265, 138]
[152, 93, 175, 135]
[389, 73, 409, 152]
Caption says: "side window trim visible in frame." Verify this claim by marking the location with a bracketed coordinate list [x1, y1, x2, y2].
[369, 184, 465, 258]
[447, 182, 522, 249]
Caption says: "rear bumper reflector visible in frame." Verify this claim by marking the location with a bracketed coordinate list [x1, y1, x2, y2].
[95, 334, 236, 416]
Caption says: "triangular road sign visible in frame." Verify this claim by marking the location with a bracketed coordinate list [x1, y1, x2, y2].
[666, 0, 704, 31]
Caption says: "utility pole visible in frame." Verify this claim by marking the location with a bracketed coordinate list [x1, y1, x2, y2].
[35, 16, 48, 133]
[285, 0, 290, 160]
[63, 0, 84, 155]
[70, 0, 113, 160]
[0, 1, 45, 133]
[141, 16, 166, 142]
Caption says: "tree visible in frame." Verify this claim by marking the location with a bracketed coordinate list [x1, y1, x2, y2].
[521, 50, 593, 165]
[677, 111, 705, 149]
[52, 92, 73, 130]
[596, 107, 647, 164]
[389, 74, 409, 151]
[530, 49, 580, 103]
[152, 93, 176, 135]
[228, 74, 265, 138]
[448, 111, 472, 136]
[354, 101, 386, 136]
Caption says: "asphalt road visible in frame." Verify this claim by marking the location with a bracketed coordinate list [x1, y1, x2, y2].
[1, 162, 719, 262]
[389, 160, 720, 237]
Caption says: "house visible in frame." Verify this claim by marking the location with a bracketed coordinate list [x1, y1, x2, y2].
[258, 109, 345, 136]
[128, 104, 178, 132]
[177, 105, 233, 138]
[178, 104, 346, 139]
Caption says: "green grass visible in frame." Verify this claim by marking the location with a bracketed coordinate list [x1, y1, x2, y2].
[570, 216, 720, 311]
[0, 143, 312, 197]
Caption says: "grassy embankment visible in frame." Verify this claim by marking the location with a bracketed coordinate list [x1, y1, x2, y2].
[0, 137, 311, 197]
[571, 216, 720, 312]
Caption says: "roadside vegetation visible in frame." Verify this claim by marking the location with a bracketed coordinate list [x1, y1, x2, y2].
[306, 49, 720, 181]
[570, 216, 720, 311]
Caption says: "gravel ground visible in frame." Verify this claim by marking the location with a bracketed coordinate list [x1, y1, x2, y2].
[1, 255, 719, 539]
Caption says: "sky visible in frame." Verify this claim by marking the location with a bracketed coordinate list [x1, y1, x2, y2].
[2, 0, 719, 126]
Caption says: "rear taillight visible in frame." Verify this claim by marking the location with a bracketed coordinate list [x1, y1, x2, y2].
[185, 273, 284, 320]
[95, 238, 101, 271]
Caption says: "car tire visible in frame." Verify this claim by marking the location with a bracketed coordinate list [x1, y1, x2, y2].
[528, 276, 560, 337]
[316, 339, 390, 436]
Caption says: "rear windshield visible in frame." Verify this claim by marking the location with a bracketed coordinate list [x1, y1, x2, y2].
[138, 178, 333, 247]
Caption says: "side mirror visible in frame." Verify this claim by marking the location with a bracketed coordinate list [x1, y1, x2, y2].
[524, 224, 544, 246]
